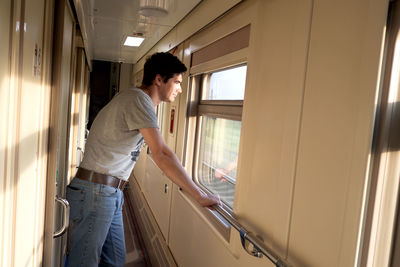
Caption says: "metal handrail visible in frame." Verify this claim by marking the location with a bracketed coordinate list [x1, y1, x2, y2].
[212, 205, 291, 267]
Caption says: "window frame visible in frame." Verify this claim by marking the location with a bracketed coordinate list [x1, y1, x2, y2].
[183, 35, 249, 238]
[189, 63, 246, 212]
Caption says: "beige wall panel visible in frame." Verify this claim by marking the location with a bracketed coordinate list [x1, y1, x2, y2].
[0, 0, 11, 179]
[77, 53, 87, 153]
[119, 63, 133, 91]
[132, 147, 148, 189]
[169, 0, 305, 265]
[288, 0, 388, 266]
[78, 65, 89, 151]
[169, 187, 276, 267]
[169, 187, 243, 267]
[133, 69, 143, 88]
[232, 0, 312, 257]
[0, 0, 13, 265]
[58, 3, 74, 184]
[12, 0, 49, 266]
[67, 30, 78, 183]
[174, 0, 241, 50]
[143, 157, 173, 241]
[70, 48, 86, 176]
[0, 0, 52, 265]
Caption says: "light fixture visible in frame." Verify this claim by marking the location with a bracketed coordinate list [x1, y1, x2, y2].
[139, 0, 169, 17]
[124, 36, 145, 47]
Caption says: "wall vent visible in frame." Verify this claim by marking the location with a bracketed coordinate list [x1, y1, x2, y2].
[126, 178, 177, 267]
[142, 207, 156, 237]
[153, 237, 169, 267]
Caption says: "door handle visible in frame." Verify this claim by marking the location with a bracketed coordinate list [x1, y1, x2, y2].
[53, 195, 70, 238]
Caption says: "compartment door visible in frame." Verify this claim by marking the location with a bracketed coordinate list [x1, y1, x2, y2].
[43, 0, 76, 266]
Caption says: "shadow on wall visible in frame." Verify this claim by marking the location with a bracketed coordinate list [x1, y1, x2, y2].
[0, 128, 50, 266]
[386, 101, 400, 152]
[24, 235, 45, 267]
[0, 128, 50, 193]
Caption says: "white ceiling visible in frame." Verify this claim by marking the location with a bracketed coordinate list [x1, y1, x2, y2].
[77, 0, 202, 64]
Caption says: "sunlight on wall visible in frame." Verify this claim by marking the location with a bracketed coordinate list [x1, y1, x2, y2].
[0, 75, 10, 178]
[0, 74, 11, 267]
[0, 72, 50, 267]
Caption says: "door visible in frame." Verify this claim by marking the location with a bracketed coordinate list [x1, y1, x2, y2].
[43, 0, 76, 266]
[0, 0, 57, 266]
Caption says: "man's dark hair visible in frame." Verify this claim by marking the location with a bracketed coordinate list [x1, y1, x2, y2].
[142, 52, 187, 86]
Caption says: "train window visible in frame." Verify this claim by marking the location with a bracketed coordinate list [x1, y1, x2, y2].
[197, 117, 240, 207]
[193, 64, 246, 208]
[203, 65, 247, 100]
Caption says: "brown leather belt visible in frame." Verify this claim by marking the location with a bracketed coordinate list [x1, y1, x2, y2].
[75, 167, 128, 190]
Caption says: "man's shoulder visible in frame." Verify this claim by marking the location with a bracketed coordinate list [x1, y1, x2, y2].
[114, 87, 142, 100]
[122, 87, 147, 98]
[119, 87, 154, 112]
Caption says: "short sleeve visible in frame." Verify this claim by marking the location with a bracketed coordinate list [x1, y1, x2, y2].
[124, 90, 158, 131]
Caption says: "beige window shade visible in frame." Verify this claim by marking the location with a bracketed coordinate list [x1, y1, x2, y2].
[191, 24, 250, 67]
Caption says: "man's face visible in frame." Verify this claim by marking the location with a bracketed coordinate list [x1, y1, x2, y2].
[159, 73, 183, 102]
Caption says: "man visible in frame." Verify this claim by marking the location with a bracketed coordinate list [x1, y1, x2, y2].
[66, 52, 220, 267]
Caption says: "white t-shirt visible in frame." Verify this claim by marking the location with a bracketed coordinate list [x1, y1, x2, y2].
[80, 87, 158, 180]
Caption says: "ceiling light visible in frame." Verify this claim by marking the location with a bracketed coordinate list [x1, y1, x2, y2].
[124, 36, 145, 47]
[139, 0, 169, 17]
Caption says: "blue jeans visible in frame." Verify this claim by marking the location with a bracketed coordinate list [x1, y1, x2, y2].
[66, 178, 126, 267]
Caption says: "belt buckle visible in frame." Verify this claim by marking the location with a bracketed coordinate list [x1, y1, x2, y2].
[117, 179, 122, 189]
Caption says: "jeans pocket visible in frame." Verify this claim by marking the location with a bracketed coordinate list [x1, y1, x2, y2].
[66, 184, 86, 225]
[66, 184, 85, 201]
[97, 184, 118, 197]
[93, 185, 119, 217]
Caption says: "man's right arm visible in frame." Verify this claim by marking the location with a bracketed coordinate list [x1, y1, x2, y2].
[139, 127, 220, 207]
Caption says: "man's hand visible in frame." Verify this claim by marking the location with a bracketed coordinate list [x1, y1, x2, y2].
[195, 191, 221, 207]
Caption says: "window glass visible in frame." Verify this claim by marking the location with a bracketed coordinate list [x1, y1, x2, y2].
[197, 116, 241, 207]
[204, 65, 247, 100]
